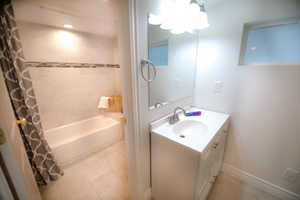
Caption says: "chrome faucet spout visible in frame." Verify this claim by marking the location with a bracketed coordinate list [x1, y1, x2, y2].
[169, 107, 186, 124]
[174, 107, 186, 115]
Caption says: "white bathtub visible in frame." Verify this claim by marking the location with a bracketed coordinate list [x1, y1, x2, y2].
[45, 115, 123, 166]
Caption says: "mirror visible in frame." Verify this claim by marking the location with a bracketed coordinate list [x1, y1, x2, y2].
[148, 21, 199, 109]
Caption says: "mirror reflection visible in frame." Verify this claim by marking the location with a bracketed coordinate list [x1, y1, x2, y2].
[148, 22, 198, 108]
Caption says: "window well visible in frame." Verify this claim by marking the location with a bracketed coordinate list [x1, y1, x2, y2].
[240, 18, 300, 65]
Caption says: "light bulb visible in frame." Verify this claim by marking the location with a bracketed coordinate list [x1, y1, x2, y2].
[149, 14, 162, 25]
[149, 0, 209, 35]
[63, 24, 73, 29]
[171, 28, 185, 34]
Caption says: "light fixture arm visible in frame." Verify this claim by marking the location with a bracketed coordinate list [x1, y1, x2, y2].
[191, 0, 207, 11]
[199, 4, 206, 12]
[191, 0, 207, 5]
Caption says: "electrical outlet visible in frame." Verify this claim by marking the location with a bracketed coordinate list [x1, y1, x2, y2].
[175, 78, 181, 88]
[282, 168, 299, 183]
[214, 80, 223, 94]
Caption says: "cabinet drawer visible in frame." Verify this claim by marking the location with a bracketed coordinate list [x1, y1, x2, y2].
[202, 129, 226, 155]
[211, 134, 226, 177]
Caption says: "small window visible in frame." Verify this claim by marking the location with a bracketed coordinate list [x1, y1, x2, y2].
[149, 43, 168, 66]
[240, 18, 300, 65]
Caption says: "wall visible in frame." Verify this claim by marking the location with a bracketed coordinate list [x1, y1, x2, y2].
[113, 39, 122, 94]
[18, 22, 116, 63]
[29, 67, 120, 130]
[194, 0, 300, 195]
[18, 22, 121, 130]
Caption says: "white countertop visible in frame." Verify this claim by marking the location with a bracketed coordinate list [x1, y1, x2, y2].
[151, 108, 230, 153]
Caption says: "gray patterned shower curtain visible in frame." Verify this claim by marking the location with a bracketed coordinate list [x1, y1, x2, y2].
[0, 0, 63, 185]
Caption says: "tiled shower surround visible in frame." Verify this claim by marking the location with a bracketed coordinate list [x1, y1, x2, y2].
[28, 62, 121, 130]
[17, 21, 122, 130]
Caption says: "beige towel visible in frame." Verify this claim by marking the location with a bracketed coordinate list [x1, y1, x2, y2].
[105, 95, 122, 112]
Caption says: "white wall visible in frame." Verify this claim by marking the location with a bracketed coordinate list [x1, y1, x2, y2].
[194, 0, 300, 194]
[113, 38, 122, 94]
[18, 22, 121, 130]
[18, 22, 116, 63]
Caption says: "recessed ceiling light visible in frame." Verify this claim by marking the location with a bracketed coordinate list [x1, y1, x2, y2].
[63, 24, 73, 29]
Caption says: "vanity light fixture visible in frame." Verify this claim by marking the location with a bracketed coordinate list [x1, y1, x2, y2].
[149, 0, 209, 34]
[63, 24, 73, 29]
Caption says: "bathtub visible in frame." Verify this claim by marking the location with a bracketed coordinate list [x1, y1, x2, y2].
[45, 115, 123, 166]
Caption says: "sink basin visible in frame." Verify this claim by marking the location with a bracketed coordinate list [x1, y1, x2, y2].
[151, 108, 230, 152]
[173, 120, 208, 138]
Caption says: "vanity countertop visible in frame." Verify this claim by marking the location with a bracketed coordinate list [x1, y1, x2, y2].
[151, 108, 230, 153]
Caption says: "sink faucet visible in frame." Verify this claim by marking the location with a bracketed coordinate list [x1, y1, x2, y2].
[169, 107, 186, 124]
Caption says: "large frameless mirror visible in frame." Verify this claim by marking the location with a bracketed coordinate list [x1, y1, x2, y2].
[147, 18, 199, 109]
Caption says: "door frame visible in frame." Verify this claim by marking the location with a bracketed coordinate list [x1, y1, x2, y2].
[0, 153, 16, 200]
[0, 152, 20, 200]
[2, 1, 146, 200]
[121, 1, 196, 199]
[117, 0, 151, 199]
[0, 70, 42, 200]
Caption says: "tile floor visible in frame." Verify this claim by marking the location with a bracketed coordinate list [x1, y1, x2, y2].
[41, 141, 283, 200]
[207, 172, 283, 200]
[40, 141, 130, 200]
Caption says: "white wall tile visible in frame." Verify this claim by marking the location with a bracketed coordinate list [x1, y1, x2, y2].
[18, 22, 121, 129]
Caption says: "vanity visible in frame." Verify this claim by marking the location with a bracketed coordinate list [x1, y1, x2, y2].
[151, 108, 230, 200]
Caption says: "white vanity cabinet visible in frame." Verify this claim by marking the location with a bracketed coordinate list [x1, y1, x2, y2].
[150, 109, 229, 200]
[196, 128, 228, 200]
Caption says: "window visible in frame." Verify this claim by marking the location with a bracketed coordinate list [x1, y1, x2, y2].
[240, 18, 300, 65]
[149, 43, 168, 66]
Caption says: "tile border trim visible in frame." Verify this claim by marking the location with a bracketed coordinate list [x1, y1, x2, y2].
[222, 163, 300, 200]
[25, 62, 120, 68]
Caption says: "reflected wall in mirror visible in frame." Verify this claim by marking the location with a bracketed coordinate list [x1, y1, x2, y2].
[148, 22, 198, 109]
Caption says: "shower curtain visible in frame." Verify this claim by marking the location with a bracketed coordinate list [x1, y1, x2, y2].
[0, 0, 63, 185]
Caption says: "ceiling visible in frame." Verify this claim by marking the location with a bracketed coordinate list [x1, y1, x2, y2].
[207, 0, 224, 7]
[12, 0, 119, 38]
[12, 0, 223, 38]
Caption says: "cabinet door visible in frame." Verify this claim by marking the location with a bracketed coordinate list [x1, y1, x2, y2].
[198, 179, 213, 200]
[211, 132, 226, 177]
[201, 147, 215, 187]
[197, 131, 227, 200]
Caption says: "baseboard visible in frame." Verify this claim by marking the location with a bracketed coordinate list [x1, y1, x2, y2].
[222, 164, 300, 200]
